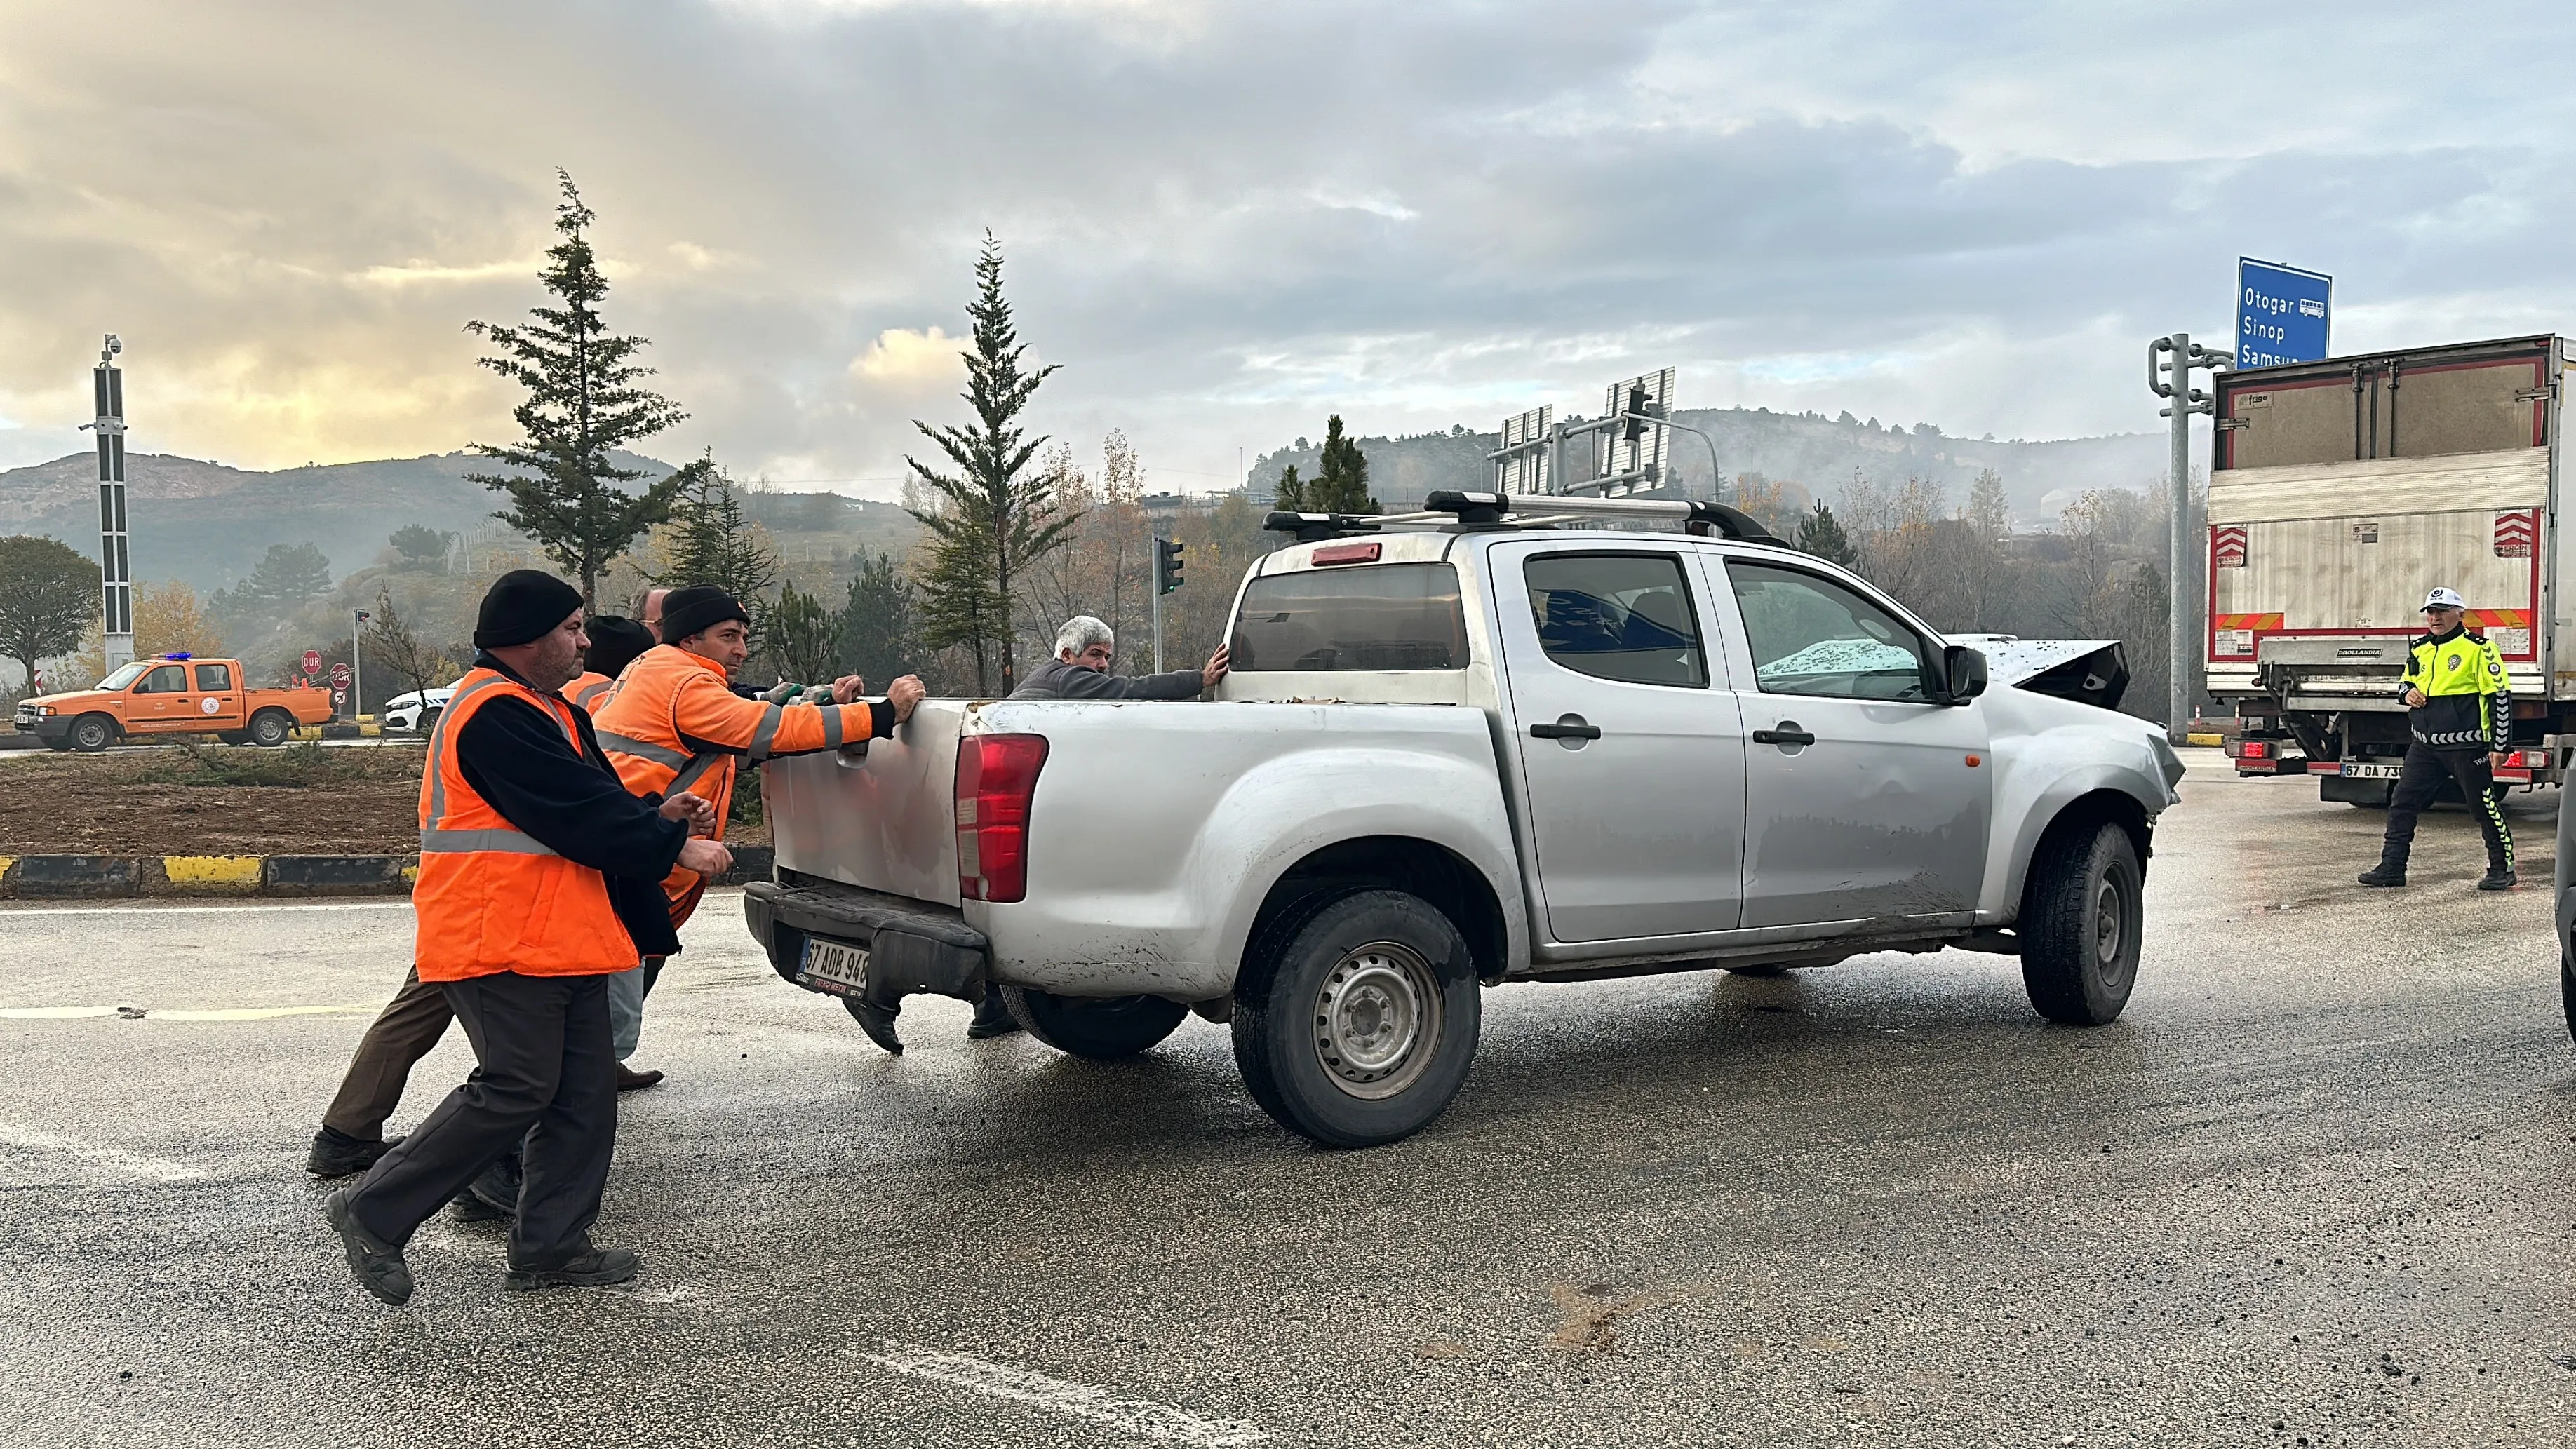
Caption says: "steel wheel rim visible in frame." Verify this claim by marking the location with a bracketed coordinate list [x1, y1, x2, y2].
[1313, 940, 1440, 1100]
[2093, 866, 2135, 988]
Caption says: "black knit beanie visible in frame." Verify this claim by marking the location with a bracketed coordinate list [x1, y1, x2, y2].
[657, 585, 750, 645]
[473, 570, 584, 649]
[584, 615, 655, 678]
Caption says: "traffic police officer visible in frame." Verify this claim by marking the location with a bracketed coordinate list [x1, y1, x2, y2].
[2359, 586, 2516, 890]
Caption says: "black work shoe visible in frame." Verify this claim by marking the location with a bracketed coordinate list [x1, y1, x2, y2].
[449, 1188, 509, 1224]
[466, 1152, 521, 1218]
[307, 1127, 400, 1178]
[324, 1187, 414, 1306]
[614, 1063, 665, 1092]
[2478, 868, 2519, 891]
[966, 990, 1023, 1040]
[845, 996, 904, 1056]
[2357, 866, 2407, 887]
[505, 1246, 640, 1292]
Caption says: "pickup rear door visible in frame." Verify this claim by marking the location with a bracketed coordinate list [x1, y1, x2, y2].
[192, 663, 242, 728]
[1707, 557, 1991, 929]
[1491, 540, 1748, 943]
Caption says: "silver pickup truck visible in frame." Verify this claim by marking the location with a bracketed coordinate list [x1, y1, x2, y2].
[746, 492, 2184, 1147]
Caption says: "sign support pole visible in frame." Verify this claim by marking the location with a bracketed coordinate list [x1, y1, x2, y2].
[1150, 543, 1166, 675]
[89, 335, 133, 674]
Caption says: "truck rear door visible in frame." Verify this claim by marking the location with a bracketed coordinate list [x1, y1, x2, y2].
[1710, 556, 1990, 929]
[1489, 539, 1748, 943]
[192, 662, 241, 728]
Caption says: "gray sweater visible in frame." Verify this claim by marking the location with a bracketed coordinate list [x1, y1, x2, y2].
[1008, 658, 1206, 701]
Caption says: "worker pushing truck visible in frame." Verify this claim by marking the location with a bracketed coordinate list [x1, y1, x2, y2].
[2213, 334, 2575, 804]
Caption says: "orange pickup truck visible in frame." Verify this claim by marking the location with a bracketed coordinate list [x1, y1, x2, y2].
[12, 654, 337, 751]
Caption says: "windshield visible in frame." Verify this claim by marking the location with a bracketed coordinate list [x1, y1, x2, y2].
[1231, 562, 1469, 671]
[97, 662, 149, 690]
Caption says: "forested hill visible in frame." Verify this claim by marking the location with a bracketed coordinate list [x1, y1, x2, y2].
[1250, 407, 2171, 529]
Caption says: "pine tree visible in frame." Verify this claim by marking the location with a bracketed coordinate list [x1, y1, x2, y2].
[1272, 464, 1308, 512]
[1966, 467, 2012, 542]
[464, 172, 689, 609]
[906, 233, 1080, 694]
[1795, 502, 1858, 567]
[651, 454, 780, 635]
[766, 581, 840, 685]
[837, 551, 920, 688]
[1307, 415, 1378, 513]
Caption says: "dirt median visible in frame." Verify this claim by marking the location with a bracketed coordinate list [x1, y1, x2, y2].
[0, 742, 772, 856]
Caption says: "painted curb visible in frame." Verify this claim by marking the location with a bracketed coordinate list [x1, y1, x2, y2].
[0, 844, 776, 899]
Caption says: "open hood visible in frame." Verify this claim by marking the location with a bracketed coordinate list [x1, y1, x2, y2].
[1950, 636, 2131, 710]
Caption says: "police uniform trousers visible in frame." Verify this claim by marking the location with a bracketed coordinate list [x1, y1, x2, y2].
[2377, 742, 2514, 874]
[342, 971, 617, 1269]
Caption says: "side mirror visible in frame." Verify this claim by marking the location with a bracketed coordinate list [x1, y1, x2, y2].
[1940, 644, 1988, 706]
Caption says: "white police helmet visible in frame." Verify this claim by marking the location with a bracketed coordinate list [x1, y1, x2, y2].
[2422, 586, 2467, 612]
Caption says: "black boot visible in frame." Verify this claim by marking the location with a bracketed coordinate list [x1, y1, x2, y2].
[463, 1147, 522, 1219]
[307, 1126, 400, 1178]
[2358, 863, 2407, 887]
[2478, 866, 2518, 891]
[966, 984, 1023, 1039]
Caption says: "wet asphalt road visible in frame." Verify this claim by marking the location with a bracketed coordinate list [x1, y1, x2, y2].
[3, 752, 2573, 1448]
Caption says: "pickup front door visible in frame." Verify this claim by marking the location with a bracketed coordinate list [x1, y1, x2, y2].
[129, 663, 189, 729]
[1494, 542, 1747, 943]
[1714, 559, 1990, 929]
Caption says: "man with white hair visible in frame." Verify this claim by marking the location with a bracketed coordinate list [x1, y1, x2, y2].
[1009, 615, 1228, 701]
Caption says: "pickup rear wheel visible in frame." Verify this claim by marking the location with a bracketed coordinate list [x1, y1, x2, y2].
[2018, 819, 2144, 1026]
[1233, 889, 1480, 1148]
[1000, 986, 1187, 1060]
[247, 708, 294, 748]
[67, 714, 116, 753]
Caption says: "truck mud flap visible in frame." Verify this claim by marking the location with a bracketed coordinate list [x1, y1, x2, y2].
[2319, 775, 2395, 807]
[743, 879, 987, 1003]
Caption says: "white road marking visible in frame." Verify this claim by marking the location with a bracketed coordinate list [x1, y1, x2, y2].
[868, 1341, 1269, 1447]
[0, 1004, 378, 1020]
[0, 1124, 210, 1183]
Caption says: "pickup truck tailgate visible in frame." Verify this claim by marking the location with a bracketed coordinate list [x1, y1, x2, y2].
[763, 700, 967, 905]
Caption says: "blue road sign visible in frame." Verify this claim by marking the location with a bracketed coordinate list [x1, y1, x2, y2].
[2236, 258, 2332, 368]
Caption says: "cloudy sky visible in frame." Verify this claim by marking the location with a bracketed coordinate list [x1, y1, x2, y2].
[2, 1, 2570, 497]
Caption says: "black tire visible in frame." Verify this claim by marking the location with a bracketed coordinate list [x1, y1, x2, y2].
[2019, 820, 2145, 1025]
[2561, 944, 2575, 1046]
[247, 708, 293, 747]
[1001, 985, 1187, 1060]
[1231, 888, 1480, 1148]
[217, 731, 250, 746]
[1724, 964, 1791, 977]
[67, 714, 115, 753]
[417, 707, 443, 734]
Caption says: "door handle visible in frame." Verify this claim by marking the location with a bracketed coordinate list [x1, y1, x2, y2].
[1752, 723, 1816, 747]
[1529, 715, 1602, 741]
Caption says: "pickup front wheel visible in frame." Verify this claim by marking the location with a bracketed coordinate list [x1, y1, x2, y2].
[67, 714, 116, 753]
[2018, 820, 2144, 1026]
[1233, 889, 1480, 1148]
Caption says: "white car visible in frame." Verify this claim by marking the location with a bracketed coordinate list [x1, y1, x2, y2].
[751, 492, 2183, 1147]
[380, 684, 457, 733]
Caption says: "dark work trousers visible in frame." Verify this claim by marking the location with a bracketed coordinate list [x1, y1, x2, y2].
[344, 971, 618, 1270]
[320, 967, 452, 1141]
[2379, 741, 2514, 874]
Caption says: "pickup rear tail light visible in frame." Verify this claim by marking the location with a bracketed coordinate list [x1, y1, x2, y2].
[955, 734, 1049, 903]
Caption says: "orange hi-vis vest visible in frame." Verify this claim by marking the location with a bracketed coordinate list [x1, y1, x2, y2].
[414, 667, 640, 983]
[592, 645, 882, 923]
[568, 671, 617, 713]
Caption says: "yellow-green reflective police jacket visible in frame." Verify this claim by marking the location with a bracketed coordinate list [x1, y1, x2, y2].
[2399, 626, 2509, 752]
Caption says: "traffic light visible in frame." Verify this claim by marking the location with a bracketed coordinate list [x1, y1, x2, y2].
[1154, 537, 1186, 595]
[1621, 383, 1649, 444]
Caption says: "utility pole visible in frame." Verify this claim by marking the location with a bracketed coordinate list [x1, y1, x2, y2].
[352, 606, 370, 724]
[2147, 333, 2232, 743]
[88, 335, 134, 672]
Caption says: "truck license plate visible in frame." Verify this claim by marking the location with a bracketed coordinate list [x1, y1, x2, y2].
[797, 938, 871, 997]
[2344, 762, 2403, 779]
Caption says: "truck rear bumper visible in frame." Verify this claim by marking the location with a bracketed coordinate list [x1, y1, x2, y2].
[743, 877, 987, 1003]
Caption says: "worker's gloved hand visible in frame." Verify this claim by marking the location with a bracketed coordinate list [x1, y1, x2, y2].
[760, 680, 803, 706]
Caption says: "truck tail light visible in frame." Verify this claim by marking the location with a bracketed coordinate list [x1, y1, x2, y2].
[2238, 741, 2270, 760]
[955, 734, 1049, 903]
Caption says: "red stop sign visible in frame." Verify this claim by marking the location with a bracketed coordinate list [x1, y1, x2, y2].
[302, 650, 323, 675]
[329, 663, 352, 687]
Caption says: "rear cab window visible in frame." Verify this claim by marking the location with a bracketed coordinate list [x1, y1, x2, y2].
[1524, 552, 1708, 688]
[1231, 562, 1469, 671]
